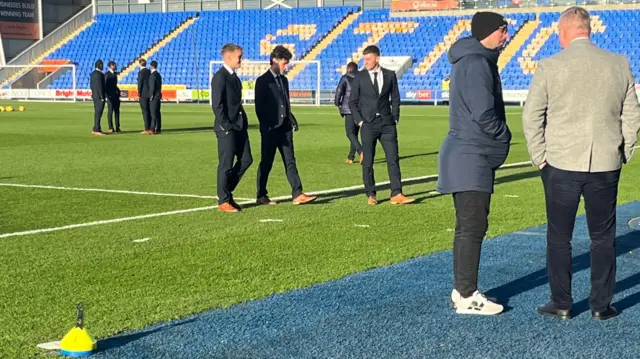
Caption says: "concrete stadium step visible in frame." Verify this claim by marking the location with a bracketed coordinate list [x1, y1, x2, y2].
[287, 11, 362, 81]
[413, 19, 470, 76]
[498, 19, 539, 73]
[0, 21, 93, 89]
[117, 15, 200, 82]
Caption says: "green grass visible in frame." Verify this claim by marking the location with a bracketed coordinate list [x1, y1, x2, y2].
[1, 101, 638, 358]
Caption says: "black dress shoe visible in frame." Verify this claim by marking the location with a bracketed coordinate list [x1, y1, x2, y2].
[592, 306, 617, 320]
[537, 302, 572, 320]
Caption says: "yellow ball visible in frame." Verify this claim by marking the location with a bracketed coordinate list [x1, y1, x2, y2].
[18, 106, 24, 112]
[5, 106, 13, 112]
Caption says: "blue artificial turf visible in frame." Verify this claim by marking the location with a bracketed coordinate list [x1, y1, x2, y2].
[93, 202, 640, 359]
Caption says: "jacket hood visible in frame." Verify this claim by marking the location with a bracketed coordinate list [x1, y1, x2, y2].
[448, 36, 500, 65]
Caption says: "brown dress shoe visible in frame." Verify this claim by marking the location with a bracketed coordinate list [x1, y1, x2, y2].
[345, 159, 354, 164]
[292, 193, 317, 205]
[257, 196, 277, 205]
[368, 196, 377, 206]
[390, 193, 416, 205]
[92, 131, 106, 136]
[218, 202, 239, 213]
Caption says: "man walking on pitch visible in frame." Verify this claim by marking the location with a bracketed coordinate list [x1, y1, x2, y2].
[105, 61, 121, 133]
[437, 12, 511, 315]
[211, 43, 253, 213]
[335, 61, 363, 165]
[254, 45, 317, 206]
[90, 59, 106, 136]
[348, 45, 414, 206]
[137, 58, 153, 134]
[523, 7, 640, 320]
[149, 61, 163, 134]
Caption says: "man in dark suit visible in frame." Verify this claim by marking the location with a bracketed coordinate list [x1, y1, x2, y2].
[348, 45, 414, 206]
[105, 61, 121, 133]
[211, 43, 253, 213]
[335, 61, 362, 165]
[137, 58, 152, 134]
[90, 59, 106, 136]
[254, 45, 317, 206]
[149, 60, 163, 134]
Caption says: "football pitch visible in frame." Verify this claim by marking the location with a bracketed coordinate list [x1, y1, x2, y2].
[1, 102, 640, 358]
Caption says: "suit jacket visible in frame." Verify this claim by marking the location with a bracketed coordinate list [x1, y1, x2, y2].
[105, 71, 120, 98]
[90, 70, 105, 101]
[149, 70, 162, 100]
[348, 67, 400, 126]
[334, 72, 355, 115]
[254, 69, 298, 133]
[211, 67, 247, 133]
[137, 68, 151, 99]
[523, 38, 640, 172]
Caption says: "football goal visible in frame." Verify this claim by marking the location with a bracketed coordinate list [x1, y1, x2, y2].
[0, 64, 77, 102]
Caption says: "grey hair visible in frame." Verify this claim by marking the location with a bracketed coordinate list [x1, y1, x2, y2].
[559, 6, 591, 33]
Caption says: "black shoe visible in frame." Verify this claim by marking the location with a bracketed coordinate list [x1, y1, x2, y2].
[592, 306, 617, 321]
[537, 302, 572, 320]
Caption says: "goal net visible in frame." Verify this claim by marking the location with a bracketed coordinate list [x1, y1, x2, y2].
[0, 64, 77, 102]
[209, 60, 320, 106]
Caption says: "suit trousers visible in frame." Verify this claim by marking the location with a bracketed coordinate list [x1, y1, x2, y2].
[541, 163, 620, 312]
[139, 97, 152, 130]
[361, 121, 402, 197]
[452, 191, 492, 298]
[344, 114, 362, 160]
[150, 98, 162, 132]
[107, 96, 120, 131]
[257, 124, 303, 199]
[93, 99, 105, 132]
[216, 129, 253, 205]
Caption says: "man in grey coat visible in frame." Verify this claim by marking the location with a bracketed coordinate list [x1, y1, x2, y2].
[437, 11, 511, 315]
[523, 7, 640, 321]
[335, 62, 363, 164]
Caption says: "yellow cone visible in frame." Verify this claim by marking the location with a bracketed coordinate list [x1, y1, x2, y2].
[60, 304, 96, 357]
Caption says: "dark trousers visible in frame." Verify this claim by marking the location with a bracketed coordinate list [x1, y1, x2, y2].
[150, 98, 162, 132]
[107, 96, 120, 131]
[452, 191, 492, 298]
[257, 124, 303, 199]
[344, 114, 362, 160]
[361, 121, 402, 197]
[541, 164, 620, 312]
[216, 129, 253, 205]
[92, 99, 105, 132]
[139, 97, 152, 130]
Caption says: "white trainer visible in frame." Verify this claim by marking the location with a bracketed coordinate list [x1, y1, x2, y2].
[451, 289, 504, 315]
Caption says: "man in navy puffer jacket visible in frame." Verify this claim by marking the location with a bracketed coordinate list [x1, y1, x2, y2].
[335, 62, 363, 164]
[437, 12, 512, 316]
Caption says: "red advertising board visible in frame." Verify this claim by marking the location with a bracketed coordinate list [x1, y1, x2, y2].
[416, 90, 432, 100]
[391, 0, 459, 11]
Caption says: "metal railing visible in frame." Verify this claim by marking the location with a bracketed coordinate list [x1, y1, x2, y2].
[0, 4, 93, 85]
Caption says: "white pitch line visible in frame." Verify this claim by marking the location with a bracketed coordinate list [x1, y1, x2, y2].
[0, 183, 254, 202]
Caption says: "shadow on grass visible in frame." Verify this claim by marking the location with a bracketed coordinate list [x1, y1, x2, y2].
[95, 318, 197, 352]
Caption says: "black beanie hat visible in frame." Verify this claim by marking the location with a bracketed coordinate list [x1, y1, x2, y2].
[471, 12, 508, 41]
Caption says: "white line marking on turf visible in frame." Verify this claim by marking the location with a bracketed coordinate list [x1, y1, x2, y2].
[260, 219, 283, 222]
[0, 183, 254, 201]
[516, 231, 544, 236]
[36, 341, 61, 350]
[0, 203, 249, 239]
[354, 224, 370, 228]
[133, 237, 151, 242]
[504, 195, 519, 198]
[6, 148, 639, 239]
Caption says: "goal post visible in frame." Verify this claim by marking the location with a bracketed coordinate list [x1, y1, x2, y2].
[208, 60, 321, 106]
[0, 64, 77, 102]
